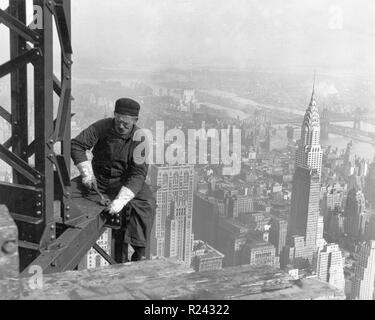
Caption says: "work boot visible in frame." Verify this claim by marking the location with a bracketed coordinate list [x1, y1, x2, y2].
[130, 246, 146, 262]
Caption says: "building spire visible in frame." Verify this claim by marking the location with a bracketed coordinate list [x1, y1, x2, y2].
[310, 72, 316, 105]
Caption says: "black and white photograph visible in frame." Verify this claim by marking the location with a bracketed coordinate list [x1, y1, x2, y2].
[0, 0, 375, 307]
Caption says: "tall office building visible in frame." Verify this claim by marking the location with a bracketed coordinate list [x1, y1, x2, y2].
[316, 243, 345, 292]
[193, 193, 221, 246]
[365, 214, 375, 241]
[316, 215, 326, 249]
[285, 79, 323, 266]
[269, 216, 288, 256]
[365, 161, 375, 208]
[217, 218, 249, 267]
[351, 241, 375, 300]
[344, 188, 366, 238]
[149, 165, 194, 265]
[321, 184, 345, 233]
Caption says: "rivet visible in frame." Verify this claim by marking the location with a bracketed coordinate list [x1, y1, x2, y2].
[66, 214, 70, 219]
[51, 235, 56, 240]
[50, 225, 55, 230]
[36, 211, 42, 215]
[66, 206, 70, 211]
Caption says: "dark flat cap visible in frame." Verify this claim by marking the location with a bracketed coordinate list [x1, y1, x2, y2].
[115, 98, 140, 117]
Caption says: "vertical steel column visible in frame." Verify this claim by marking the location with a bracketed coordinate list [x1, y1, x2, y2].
[33, 0, 55, 243]
[60, 0, 72, 223]
[61, 0, 71, 177]
[10, 0, 28, 185]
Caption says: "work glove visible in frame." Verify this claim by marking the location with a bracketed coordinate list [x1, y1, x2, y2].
[108, 186, 135, 215]
[77, 161, 96, 190]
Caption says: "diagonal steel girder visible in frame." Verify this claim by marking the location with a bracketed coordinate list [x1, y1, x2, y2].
[0, 8, 40, 44]
[0, 48, 41, 78]
[0, 144, 42, 185]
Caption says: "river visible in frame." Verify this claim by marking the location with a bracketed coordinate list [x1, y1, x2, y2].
[201, 90, 375, 160]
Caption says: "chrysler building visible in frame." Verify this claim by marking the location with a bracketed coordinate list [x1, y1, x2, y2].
[295, 78, 323, 177]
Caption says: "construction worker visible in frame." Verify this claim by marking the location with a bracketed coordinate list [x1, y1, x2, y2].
[71, 98, 156, 263]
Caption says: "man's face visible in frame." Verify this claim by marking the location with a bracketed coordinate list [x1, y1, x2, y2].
[114, 113, 137, 135]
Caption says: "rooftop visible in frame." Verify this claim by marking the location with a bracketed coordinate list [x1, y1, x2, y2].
[193, 240, 225, 260]
[0, 258, 345, 300]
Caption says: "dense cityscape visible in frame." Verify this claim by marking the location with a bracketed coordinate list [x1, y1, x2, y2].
[1, 67, 374, 300]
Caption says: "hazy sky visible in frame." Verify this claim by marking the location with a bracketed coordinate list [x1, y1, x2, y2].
[1, 0, 375, 75]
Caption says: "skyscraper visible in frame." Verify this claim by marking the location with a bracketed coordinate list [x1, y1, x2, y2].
[149, 165, 194, 265]
[351, 241, 375, 300]
[365, 161, 375, 208]
[344, 188, 366, 238]
[285, 78, 323, 266]
[316, 243, 345, 292]
[269, 216, 288, 256]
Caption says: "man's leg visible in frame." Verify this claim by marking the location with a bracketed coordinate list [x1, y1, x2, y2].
[112, 229, 129, 263]
[130, 246, 146, 262]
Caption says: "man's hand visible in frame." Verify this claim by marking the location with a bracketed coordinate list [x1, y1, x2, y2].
[107, 186, 135, 215]
[77, 161, 96, 190]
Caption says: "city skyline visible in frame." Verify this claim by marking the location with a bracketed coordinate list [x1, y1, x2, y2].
[1, 0, 375, 301]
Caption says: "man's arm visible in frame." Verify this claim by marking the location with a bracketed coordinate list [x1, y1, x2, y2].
[71, 122, 101, 165]
[124, 142, 148, 195]
[71, 121, 104, 189]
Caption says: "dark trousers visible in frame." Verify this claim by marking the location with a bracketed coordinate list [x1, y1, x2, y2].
[112, 229, 146, 263]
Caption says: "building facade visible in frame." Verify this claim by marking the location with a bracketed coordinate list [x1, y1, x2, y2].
[351, 241, 375, 300]
[191, 240, 224, 272]
[345, 188, 366, 238]
[285, 84, 323, 267]
[149, 165, 194, 265]
[269, 216, 288, 256]
[316, 243, 345, 292]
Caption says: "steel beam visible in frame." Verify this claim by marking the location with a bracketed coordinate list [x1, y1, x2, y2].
[3, 137, 13, 150]
[0, 48, 40, 78]
[58, 0, 73, 228]
[0, 0, 112, 277]
[33, 0, 55, 236]
[93, 243, 116, 265]
[0, 182, 44, 218]
[0, 144, 42, 185]
[20, 213, 107, 276]
[0, 8, 40, 44]
[0, 106, 12, 123]
[10, 0, 29, 185]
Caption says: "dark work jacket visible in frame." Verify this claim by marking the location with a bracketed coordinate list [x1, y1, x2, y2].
[71, 118, 156, 243]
